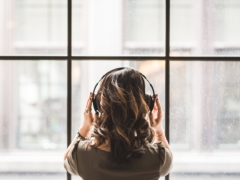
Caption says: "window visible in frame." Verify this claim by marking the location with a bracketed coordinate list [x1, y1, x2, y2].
[1, 0, 240, 180]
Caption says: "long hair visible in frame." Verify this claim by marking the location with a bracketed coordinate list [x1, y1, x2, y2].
[91, 68, 154, 163]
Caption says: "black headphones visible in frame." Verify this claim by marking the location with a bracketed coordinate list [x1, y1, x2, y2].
[92, 67, 156, 114]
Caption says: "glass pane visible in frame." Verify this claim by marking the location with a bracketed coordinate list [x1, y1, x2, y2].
[0, 0, 67, 55]
[72, 0, 87, 55]
[71, 60, 165, 142]
[170, 0, 240, 56]
[0, 61, 67, 180]
[123, 0, 165, 55]
[170, 61, 240, 180]
[73, 0, 165, 55]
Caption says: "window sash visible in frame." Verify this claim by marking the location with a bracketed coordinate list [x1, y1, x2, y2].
[1, 1, 240, 180]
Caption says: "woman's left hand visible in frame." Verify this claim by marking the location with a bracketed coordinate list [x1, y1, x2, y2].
[79, 93, 96, 137]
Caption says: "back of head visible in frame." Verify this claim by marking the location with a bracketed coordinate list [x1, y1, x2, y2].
[92, 68, 154, 163]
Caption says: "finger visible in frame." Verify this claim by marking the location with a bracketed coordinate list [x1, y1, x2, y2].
[153, 104, 158, 110]
[152, 94, 158, 98]
[86, 92, 93, 110]
[155, 96, 162, 112]
[155, 98, 163, 120]
[153, 94, 159, 109]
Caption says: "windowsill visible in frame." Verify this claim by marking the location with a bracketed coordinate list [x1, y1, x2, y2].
[0, 151, 65, 172]
[172, 151, 240, 173]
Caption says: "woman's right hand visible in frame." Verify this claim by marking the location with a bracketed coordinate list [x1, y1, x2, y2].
[149, 94, 164, 136]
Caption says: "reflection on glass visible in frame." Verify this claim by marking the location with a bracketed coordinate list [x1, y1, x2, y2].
[171, 0, 240, 56]
[0, 61, 67, 179]
[170, 61, 240, 180]
[0, 0, 67, 55]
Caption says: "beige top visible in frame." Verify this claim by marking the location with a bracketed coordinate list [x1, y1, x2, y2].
[64, 138, 173, 180]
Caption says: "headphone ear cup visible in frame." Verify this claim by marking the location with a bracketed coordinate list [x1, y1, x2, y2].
[145, 94, 154, 112]
[93, 96, 101, 113]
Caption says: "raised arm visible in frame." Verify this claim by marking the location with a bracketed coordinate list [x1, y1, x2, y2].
[64, 93, 95, 160]
[149, 95, 171, 151]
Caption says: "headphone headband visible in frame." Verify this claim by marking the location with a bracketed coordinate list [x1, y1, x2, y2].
[92, 67, 156, 113]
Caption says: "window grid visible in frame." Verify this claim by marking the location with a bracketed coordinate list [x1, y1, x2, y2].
[1, 0, 240, 180]
[165, 1, 170, 180]
[67, 0, 72, 179]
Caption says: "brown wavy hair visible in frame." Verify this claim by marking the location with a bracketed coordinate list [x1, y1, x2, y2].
[91, 68, 154, 163]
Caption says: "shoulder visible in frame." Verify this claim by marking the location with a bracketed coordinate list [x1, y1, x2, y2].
[64, 139, 95, 176]
[146, 142, 173, 176]
[76, 139, 105, 156]
[145, 142, 165, 161]
[153, 142, 173, 176]
[77, 139, 92, 151]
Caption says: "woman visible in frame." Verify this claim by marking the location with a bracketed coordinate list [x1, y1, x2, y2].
[64, 68, 173, 180]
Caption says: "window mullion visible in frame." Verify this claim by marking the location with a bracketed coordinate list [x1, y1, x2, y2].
[165, 0, 170, 180]
[67, 0, 72, 180]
